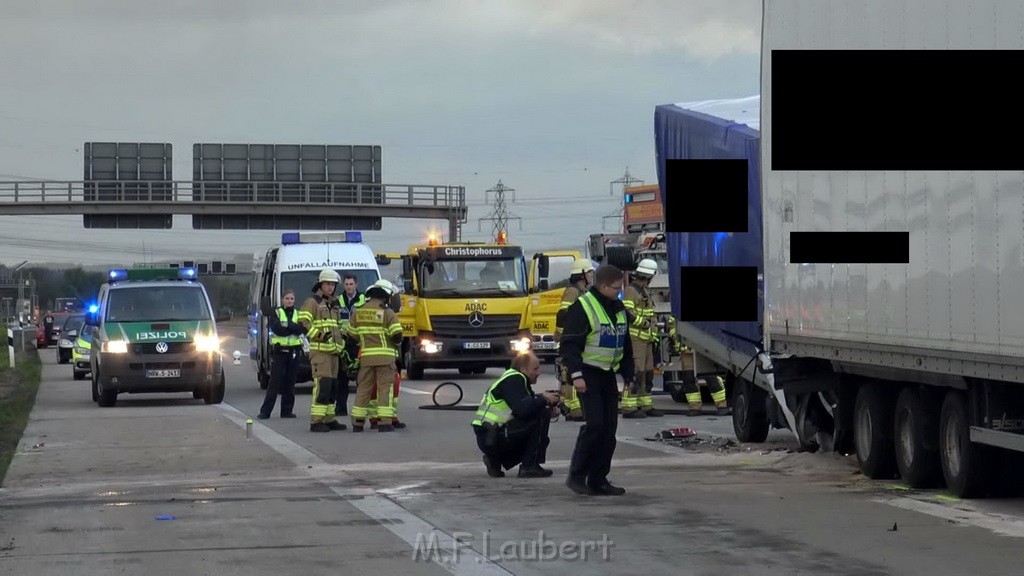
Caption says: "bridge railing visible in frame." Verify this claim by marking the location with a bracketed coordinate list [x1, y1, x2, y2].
[0, 180, 466, 210]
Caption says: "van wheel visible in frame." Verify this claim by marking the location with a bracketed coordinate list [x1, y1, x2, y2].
[940, 390, 993, 498]
[193, 389, 203, 399]
[853, 384, 897, 479]
[458, 367, 472, 375]
[472, 367, 486, 375]
[205, 372, 226, 405]
[91, 368, 100, 402]
[894, 387, 942, 488]
[97, 375, 117, 407]
[258, 366, 269, 390]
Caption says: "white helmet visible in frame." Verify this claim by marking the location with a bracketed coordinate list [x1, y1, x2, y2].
[368, 279, 395, 298]
[570, 261, 596, 275]
[635, 258, 658, 278]
[318, 268, 341, 284]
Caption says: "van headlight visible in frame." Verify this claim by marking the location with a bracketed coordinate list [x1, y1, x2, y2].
[101, 340, 128, 354]
[194, 335, 221, 352]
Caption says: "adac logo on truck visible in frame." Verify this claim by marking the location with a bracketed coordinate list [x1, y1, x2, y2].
[286, 261, 371, 271]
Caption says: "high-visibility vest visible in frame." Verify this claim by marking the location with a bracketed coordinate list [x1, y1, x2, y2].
[577, 291, 627, 372]
[471, 368, 524, 427]
[270, 308, 303, 347]
[339, 292, 367, 330]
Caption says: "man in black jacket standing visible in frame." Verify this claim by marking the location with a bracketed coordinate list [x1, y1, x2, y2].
[471, 352, 560, 478]
[559, 264, 633, 496]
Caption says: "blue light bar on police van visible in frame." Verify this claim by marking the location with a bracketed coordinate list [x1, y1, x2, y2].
[178, 267, 198, 280]
[281, 231, 363, 245]
[88, 304, 99, 314]
[108, 269, 130, 282]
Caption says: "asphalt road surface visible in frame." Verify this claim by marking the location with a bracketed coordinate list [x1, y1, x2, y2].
[4, 324, 1024, 575]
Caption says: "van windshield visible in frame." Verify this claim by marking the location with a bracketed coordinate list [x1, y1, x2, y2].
[281, 270, 380, 302]
[105, 286, 212, 322]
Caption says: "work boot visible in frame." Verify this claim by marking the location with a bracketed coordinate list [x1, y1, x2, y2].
[326, 420, 348, 431]
[518, 465, 553, 478]
[645, 408, 664, 417]
[621, 410, 646, 419]
[392, 421, 407, 429]
[310, 422, 330, 433]
[351, 425, 364, 433]
[687, 408, 702, 417]
[280, 413, 296, 419]
[589, 481, 626, 496]
[483, 455, 505, 478]
[378, 424, 395, 433]
[717, 406, 732, 416]
[565, 475, 590, 495]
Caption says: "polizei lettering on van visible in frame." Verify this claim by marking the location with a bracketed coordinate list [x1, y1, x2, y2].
[286, 261, 371, 271]
[136, 331, 187, 340]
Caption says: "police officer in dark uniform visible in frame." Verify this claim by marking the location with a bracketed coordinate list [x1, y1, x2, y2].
[559, 264, 633, 496]
[257, 289, 306, 419]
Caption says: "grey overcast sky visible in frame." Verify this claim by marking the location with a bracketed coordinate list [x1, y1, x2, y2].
[0, 0, 761, 266]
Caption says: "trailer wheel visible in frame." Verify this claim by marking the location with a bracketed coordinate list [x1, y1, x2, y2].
[853, 384, 897, 479]
[733, 378, 769, 443]
[939, 390, 993, 498]
[893, 387, 942, 488]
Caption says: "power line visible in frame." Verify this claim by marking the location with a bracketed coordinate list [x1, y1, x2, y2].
[602, 167, 643, 231]
[476, 179, 522, 242]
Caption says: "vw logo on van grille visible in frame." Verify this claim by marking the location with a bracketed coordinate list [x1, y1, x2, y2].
[468, 311, 485, 327]
[155, 341, 169, 354]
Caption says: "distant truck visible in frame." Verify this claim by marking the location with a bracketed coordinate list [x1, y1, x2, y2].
[662, 0, 1024, 498]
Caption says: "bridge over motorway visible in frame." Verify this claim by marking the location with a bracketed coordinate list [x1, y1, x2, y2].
[0, 180, 469, 240]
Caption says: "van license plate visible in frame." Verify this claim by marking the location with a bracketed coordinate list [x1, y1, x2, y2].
[146, 369, 180, 378]
[464, 342, 490, 349]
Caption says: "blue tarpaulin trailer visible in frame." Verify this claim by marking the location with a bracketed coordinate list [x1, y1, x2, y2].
[655, 96, 764, 366]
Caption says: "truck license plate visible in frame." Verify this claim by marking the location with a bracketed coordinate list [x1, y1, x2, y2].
[146, 369, 180, 378]
[533, 342, 557, 350]
[464, 342, 491, 349]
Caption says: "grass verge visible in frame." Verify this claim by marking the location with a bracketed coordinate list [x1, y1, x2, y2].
[0, 348, 42, 487]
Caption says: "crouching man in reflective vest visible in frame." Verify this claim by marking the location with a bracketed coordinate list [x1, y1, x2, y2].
[472, 352, 559, 479]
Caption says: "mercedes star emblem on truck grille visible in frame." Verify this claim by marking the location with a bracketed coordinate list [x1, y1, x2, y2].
[155, 341, 169, 354]
[468, 311, 485, 327]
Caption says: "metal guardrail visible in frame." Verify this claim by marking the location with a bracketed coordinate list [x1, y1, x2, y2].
[0, 180, 467, 212]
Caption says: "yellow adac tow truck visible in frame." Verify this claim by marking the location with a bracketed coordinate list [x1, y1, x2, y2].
[390, 231, 535, 380]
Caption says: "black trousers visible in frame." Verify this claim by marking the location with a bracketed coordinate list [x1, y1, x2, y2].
[260, 349, 299, 417]
[474, 416, 551, 470]
[334, 340, 357, 415]
[568, 366, 620, 486]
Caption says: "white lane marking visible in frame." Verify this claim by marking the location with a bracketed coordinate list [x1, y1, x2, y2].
[217, 403, 514, 576]
[873, 496, 1024, 539]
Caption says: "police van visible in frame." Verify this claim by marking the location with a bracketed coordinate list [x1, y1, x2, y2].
[248, 231, 385, 389]
[85, 267, 225, 407]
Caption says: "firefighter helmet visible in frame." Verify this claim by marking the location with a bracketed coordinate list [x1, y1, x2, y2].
[318, 268, 341, 284]
[635, 258, 658, 278]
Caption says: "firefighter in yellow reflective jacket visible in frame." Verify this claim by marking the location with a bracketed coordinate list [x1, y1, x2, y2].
[620, 259, 663, 418]
[298, 269, 348, 433]
[664, 314, 730, 416]
[346, 279, 404, 432]
[553, 261, 594, 421]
